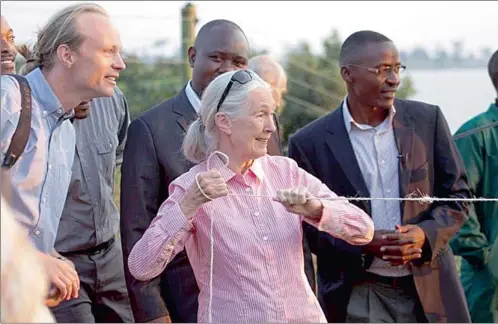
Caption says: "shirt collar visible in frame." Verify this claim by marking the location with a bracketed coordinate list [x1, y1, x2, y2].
[489, 101, 498, 118]
[206, 152, 265, 183]
[185, 80, 201, 114]
[25, 67, 74, 120]
[249, 158, 265, 181]
[342, 95, 396, 133]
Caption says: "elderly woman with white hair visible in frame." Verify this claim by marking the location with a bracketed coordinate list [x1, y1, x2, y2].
[128, 69, 374, 323]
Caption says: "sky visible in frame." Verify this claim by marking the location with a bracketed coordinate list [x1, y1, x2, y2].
[2, 1, 497, 60]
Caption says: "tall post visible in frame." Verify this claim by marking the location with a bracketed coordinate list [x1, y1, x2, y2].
[181, 3, 197, 85]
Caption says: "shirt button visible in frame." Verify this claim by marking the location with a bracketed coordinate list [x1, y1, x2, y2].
[48, 164, 52, 170]
[381, 160, 386, 164]
[57, 108, 63, 114]
[34, 230, 41, 236]
[263, 236, 268, 241]
[387, 189, 391, 193]
[245, 188, 251, 193]
[254, 212, 260, 216]
[42, 197, 46, 203]
[42, 111, 48, 116]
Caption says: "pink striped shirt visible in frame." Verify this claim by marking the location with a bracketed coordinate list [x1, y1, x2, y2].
[128, 154, 374, 323]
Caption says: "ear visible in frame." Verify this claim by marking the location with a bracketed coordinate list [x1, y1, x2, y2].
[56, 44, 75, 68]
[188, 46, 196, 68]
[215, 112, 232, 136]
[340, 65, 353, 84]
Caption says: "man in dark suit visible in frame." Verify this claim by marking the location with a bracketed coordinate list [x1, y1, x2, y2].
[288, 30, 471, 323]
[120, 20, 249, 323]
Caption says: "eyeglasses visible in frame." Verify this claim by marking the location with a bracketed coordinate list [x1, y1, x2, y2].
[216, 70, 253, 112]
[347, 64, 406, 76]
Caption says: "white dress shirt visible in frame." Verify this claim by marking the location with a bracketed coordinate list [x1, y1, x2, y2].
[342, 97, 411, 277]
[185, 80, 201, 114]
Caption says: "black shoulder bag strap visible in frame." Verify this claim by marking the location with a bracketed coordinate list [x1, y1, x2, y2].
[2, 74, 32, 169]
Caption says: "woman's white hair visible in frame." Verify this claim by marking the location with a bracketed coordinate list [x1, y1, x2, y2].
[183, 69, 270, 164]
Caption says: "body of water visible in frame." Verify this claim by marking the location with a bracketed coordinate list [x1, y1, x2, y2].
[407, 68, 496, 134]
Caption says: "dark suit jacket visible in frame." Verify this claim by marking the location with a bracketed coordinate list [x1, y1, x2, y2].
[288, 99, 471, 323]
[120, 87, 199, 323]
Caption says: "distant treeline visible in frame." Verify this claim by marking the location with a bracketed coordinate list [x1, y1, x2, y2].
[400, 41, 493, 70]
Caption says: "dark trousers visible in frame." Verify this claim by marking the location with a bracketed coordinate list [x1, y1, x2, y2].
[346, 272, 428, 323]
[51, 238, 134, 323]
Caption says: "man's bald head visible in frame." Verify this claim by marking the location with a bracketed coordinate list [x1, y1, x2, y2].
[248, 55, 287, 87]
[188, 19, 249, 96]
[248, 55, 287, 113]
[488, 49, 498, 93]
[339, 30, 393, 66]
[194, 19, 247, 50]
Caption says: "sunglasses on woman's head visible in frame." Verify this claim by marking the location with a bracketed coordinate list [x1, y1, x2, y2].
[216, 70, 253, 112]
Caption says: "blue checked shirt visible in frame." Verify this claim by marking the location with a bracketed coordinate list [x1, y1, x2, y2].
[1, 67, 75, 254]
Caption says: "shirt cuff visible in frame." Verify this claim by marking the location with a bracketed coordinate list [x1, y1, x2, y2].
[308, 200, 374, 246]
[157, 202, 194, 256]
[312, 200, 347, 236]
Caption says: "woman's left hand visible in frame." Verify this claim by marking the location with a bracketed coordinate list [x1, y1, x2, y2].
[273, 187, 323, 219]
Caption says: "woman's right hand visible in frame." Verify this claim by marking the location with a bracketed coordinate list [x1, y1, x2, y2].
[195, 169, 229, 202]
[180, 169, 229, 219]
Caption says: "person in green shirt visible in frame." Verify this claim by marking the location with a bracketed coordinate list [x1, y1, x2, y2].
[450, 49, 498, 323]
[489, 238, 498, 322]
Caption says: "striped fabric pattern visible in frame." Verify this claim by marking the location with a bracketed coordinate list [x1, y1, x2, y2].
[128, 154, 374, 323]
